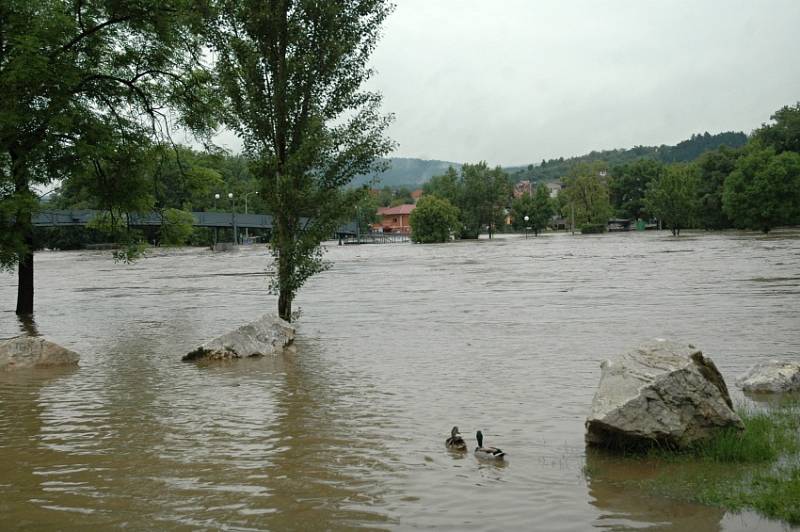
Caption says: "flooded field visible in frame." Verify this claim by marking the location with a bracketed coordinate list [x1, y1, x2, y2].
[1, 230, 799, 530]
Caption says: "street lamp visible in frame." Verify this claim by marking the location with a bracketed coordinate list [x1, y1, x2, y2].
[228, 192, 237, 245]
[243, 191, 259, 240]
[213, 193, 220, 246]
[524, 215, 530, 239]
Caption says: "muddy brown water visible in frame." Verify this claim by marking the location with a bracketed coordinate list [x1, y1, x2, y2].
[1, 230, 799, 530]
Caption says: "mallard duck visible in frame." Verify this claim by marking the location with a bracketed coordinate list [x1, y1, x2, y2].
[474, 430, 505, 459]
[446, 426, 467, 451]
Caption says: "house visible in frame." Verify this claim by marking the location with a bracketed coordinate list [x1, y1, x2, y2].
[545, 182, 562, 198]
[375, 204, 416, 233]
[513, 180, 533, 198]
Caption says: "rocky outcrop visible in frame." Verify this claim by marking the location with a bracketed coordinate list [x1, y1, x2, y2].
[736, 360, 800, 393]
[0, 336, 80, 371]
[183, 314, 295, 362]
[585, 339, 743, 450]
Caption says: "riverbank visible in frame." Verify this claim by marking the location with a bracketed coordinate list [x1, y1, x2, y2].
[615, 399, 800, 524]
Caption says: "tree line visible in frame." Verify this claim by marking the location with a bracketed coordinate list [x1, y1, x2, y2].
[409, 103, 800, 243]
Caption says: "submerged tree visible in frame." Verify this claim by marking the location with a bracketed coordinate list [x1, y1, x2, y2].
[644, 164, 699, 236]
[213, 0, 395, 322]
[511, 184, 554, 236]
[409, 195, 460, 243]
[0, 0, 215, 315]
[723, 147, 800, 233]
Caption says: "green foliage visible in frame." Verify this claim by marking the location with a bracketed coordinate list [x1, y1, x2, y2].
[693, 145, 742, 229]
[644, 164, 699, 236]
[609, 159, 665, 219]
[160, 208, 195, 245]
[640, 401, 800, 525]
[579, 223, 606, 234]
[510, 131, 747, 184]
[355, 192, 380, 232]
[409, 195, 460, 243]
[459, 162, 512, 238]
[752, 102, 800, 154]
[559, 162, 612, 228]
[723, 147, 800, 233]
[511, 184, 554, 235]
[0, 0, 216, 312]
[214, 0, 395, 321]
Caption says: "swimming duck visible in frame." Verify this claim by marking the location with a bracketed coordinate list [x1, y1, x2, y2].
[446, 426, 467, 451]
[474, 430, 505, 459]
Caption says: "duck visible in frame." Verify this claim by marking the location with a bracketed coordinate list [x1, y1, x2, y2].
[474, 430, 505, 460]
[445, 426, 467, 451]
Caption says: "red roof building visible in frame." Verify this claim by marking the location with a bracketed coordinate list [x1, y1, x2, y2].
[375, 204, 416, 233]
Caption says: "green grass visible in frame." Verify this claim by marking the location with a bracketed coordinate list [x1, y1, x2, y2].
[641, 400, 800, 525]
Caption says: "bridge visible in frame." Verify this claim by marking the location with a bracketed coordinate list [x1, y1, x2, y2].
[32, 210, 358, 237]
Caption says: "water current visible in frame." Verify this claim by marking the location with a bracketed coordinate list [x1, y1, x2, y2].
[1, 230, 799, 530]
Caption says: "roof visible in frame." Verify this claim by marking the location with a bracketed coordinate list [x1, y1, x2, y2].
[377, 204, 416, 216]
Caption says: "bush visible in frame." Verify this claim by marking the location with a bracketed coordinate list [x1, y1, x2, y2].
[580, 223, 606, 234]
[410, 195, 460, 243]
[160, 208, 195, 245]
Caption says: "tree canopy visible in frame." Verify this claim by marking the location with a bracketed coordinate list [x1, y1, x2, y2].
[213, 0, 395, 321]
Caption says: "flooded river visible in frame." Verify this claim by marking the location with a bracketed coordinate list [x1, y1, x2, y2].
[1, 230, 799, 530]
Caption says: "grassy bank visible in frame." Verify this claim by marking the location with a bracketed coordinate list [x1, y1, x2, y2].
[643, 399, 800, 524]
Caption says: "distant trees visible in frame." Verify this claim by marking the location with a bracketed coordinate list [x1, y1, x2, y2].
[511, 184, 554, 236]
[423, 163, 511, 239]
[722, 148, 800, 233]
[409, 195, 460, 243]
[644, 164, 698, 236]
[693, 146, 741, 230]
[559, 162, 612, 230]
[610, 159, 664, 220]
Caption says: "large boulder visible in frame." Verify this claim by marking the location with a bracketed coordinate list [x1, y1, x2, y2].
[736, 360, 800, 393]
[183, 314, 295, 362]
[585, 339, 743, 450]
[0, 336, 80, 371]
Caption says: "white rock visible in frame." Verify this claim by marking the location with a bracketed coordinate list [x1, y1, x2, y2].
[183, 314, 295, 361]
[736, 360, 800, 393]
[585, 339, 743, 450]
[0, 336, 80, 371]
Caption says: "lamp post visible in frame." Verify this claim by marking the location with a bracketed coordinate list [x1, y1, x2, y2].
[524, 215, 530, 240]
[243, 191, 258, 240]
[228, 192, 237, 245]
[213, 193, 220, 247]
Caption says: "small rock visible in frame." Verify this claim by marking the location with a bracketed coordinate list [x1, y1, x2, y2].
[183, 314, 295, 362]
[0, 336, 80, 371]
[736, 360, 800, 393]
[585, 339, 743, 450]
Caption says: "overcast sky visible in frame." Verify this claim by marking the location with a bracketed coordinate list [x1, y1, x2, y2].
[362, 0, 800, 166]
[214, 1, 800, 167]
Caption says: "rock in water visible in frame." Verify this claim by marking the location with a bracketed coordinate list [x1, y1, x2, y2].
[183, 314, 295, 362]
[585, 339, 743, 450]
[736, 360, 800, 393]
[0, 336, 80, 370]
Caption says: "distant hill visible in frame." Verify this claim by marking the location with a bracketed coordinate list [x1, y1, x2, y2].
[358, 130, 748, 188]
[506, 131, 748, 183]
[353, 158, 461, 188]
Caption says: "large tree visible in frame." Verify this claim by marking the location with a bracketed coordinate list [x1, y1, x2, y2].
[0, 0, 214, 315]
[459, 162, 511, 239]
[609, 159, 664, 220]
[644, 164, 699, 236]
[722, 147, 800, 233]
[559, 161, 612, 229]
[511, 184, 554, 236]
[213, 0, 394, 322]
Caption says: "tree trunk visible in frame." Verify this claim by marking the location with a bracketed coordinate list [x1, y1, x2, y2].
[278, 288, 292, 322]
[12, 150, 35, 315]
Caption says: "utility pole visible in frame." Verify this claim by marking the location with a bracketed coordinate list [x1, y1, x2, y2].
[571, 202, 575, 236]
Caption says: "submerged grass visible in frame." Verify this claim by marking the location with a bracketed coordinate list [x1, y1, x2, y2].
[643, 398, 800, 524]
